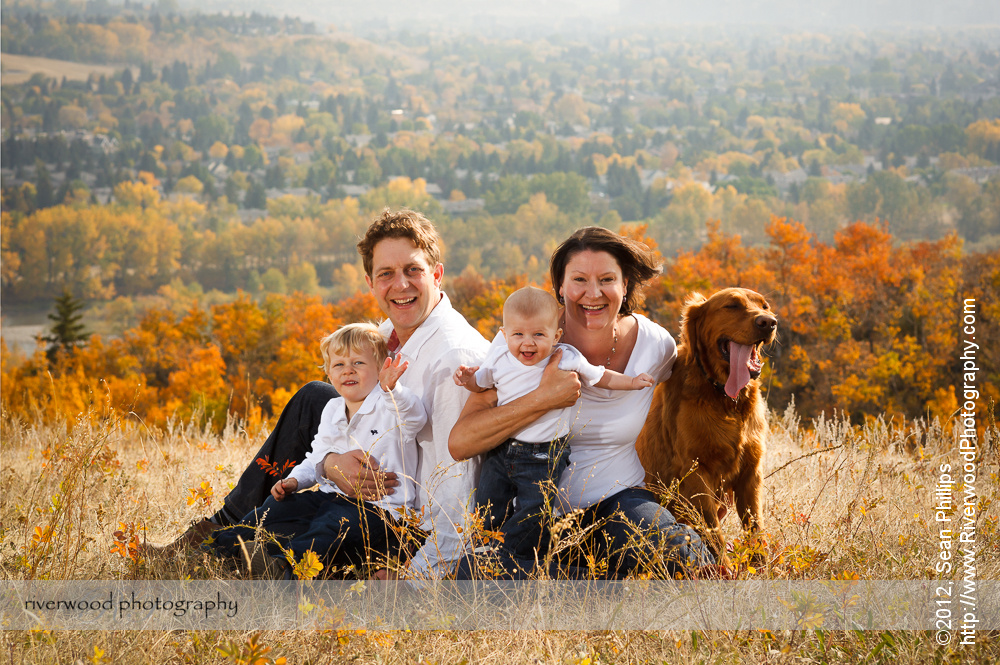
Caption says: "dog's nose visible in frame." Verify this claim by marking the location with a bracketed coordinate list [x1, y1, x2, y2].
[755, 315, 777, 331]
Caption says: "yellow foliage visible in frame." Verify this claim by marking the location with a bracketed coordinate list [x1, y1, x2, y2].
[966, 118, 1000, 156]
[173, 175, 204, 194]
[927, 386, 959, 423]
[286, 549, 324, 581]
[208, 141, 229, 160]
[831, 102, 866, 131]
[271, 114, 306, 137]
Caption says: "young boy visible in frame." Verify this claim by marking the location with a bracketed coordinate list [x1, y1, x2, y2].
[212, 322, 426, 576]
[453, 286, 653, 559]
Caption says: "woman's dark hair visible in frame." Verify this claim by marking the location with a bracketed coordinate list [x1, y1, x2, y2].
[549, 226, 662, 316]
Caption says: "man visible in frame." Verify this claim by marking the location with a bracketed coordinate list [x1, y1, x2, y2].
[341, 207, 490, 577]
[154, 208, 489, 579]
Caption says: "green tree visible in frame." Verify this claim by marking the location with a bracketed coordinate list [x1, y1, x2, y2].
[244, 178, 267, 209]
[485, 175, 530, 215]
[529, 172, 590, 217]
[287, 261, 319, 294]
[42, 289, 89, 362]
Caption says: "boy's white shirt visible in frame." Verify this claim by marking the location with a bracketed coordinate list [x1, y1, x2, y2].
[474, 331, 605, 442]
[378, 292, 490, 580]
[289, 383, 427, 514]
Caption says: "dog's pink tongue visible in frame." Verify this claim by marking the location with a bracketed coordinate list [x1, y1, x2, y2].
[725, 341, 753, 399]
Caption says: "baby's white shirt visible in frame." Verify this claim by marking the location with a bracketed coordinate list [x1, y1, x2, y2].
[474, 332, 605, 443]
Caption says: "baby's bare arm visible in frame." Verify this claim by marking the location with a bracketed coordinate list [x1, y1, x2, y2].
[595, 370, 655, 391]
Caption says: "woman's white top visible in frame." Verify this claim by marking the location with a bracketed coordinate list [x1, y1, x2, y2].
[556, 314, 677, 513]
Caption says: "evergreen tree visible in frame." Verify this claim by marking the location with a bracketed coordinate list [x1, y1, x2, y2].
[244, 178, 267, 209]
[42, 290, 89, 362]
[35, 163, 55, 209]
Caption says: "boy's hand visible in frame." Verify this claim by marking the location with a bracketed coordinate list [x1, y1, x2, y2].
[379, 355, 409, 392]
[270, 477, 298, 501]
[632, 373, 655, 389]
[453, 365, 485, 391]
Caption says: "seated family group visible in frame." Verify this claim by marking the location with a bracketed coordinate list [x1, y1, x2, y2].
[158, 208, 714, 580]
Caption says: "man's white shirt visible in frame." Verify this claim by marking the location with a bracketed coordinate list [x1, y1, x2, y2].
[378, 292, 489, 579]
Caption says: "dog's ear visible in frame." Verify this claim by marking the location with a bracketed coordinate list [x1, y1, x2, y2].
[681, 292, 707, 360]
[681, 293, 707, 342]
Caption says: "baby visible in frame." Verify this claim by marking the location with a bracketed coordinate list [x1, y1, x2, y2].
[453, 286, 653, 559]
[213, 322, 426, 576]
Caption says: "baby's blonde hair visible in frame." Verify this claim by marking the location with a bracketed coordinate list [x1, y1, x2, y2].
[502, 286, 561, 328]
[320, 322, 389, 375]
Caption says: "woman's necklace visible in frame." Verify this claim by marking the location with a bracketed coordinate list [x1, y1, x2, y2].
[604, 324, 618, 368]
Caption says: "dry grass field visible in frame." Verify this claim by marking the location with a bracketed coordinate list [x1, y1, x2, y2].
[1, 402, 997, 663]
[0, 54, 119, 85]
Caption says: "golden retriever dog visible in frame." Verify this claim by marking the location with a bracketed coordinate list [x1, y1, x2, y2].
[636, 288, 777, 566]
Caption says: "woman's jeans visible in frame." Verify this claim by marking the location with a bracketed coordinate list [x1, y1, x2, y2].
[455, 487, 714, 579]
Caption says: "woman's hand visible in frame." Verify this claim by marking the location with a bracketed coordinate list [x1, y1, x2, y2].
[321, 450, 398, 500]
[537, 349, 583, 408]
[449, 349, 582, 460]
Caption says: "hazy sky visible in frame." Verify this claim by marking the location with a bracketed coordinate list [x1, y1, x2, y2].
[176, 0, 1000, 32]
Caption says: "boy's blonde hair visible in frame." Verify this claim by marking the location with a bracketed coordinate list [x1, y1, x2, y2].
[502, 286, 561, 328]
[320, 323, 389, 374]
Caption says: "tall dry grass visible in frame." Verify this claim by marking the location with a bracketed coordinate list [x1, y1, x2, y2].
[1, 403, 998, 663]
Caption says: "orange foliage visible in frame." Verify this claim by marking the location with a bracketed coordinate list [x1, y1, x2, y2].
[2, 220, 997, 430]
[449, 267, 529, 338]
[2, 294, 339, 430]
[329, 291, 382, 325]
[649, 217, 990, 423]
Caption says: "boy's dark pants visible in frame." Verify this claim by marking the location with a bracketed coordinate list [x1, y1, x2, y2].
[212, 491, 407, 570]
[213, 381, 338, 527]
[475, 436, 570, 558]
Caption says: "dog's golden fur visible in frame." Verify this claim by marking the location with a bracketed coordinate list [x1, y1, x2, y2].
[636, 288, 777, 564]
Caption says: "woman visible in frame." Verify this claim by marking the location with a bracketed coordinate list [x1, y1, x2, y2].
[449, 227, 714, 579]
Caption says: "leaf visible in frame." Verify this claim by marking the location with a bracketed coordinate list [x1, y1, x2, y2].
[291, 549, 324, 581]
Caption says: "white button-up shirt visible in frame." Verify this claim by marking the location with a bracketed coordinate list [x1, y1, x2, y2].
[379, 292, 490, 579]
[289, 383, 426, 514]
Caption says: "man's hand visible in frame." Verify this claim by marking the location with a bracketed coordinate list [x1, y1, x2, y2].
[322, 450, 398, 501]
[453, 365, 485, 392]
[270, 477, 298, 501]
[536, 348, 581, 409]
[372, 567, 403, 580]
[379, 355, 409, 392]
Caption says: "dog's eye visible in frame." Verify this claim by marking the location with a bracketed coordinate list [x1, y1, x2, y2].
[724, 303, 740, 309]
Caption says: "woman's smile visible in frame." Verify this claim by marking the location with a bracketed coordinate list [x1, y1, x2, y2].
[560, 250, 626, 331]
